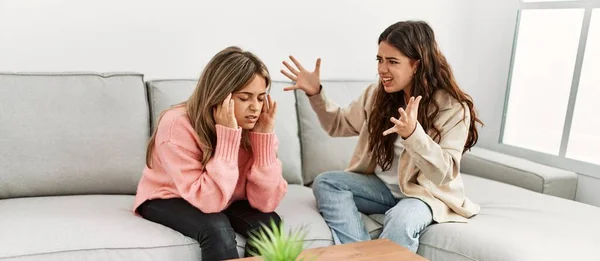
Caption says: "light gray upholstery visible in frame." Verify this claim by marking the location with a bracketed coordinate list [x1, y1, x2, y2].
[145, 79, 197, 131]
[360, 174, 600, 261]
[294, 81, 373, 185]
[0, 72, 149, 199]
[3, 74, 598, 261]
[0, 185, 331, 261]
[0, 195, 202, 261]
[145, 80, 303, 185]
[269, 82, 303, 185]
[273, 185, 334, 249]
[461, 147, 578, 200]
[417, 174, 600, 261]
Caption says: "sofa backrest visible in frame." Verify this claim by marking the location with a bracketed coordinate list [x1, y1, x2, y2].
[146, 79, 197, 131]
[0, 72, 372, 198]
[0, 72, 149, 199]
[295, 81, 373, 184]
[146, 80, 304, 185]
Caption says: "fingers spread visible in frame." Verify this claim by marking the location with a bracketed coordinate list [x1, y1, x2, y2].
[382, 126, 397, 136]
[282, 61, 299, 75]
[283, 85, 299, 92]
[399, 107, 409, 120]
[315, 58, 321, 73]
[289, 55, 306, 72]
[280, 69, 298, 82]
[390, 117, 403, 127]
[413, 96, 422, 116]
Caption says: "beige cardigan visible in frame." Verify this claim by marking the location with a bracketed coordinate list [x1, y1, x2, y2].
[308, 83, 480, 223]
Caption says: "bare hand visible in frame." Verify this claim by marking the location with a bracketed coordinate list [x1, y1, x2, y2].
[280, 56, 322, 96]
[213, 93, 238, 129]
[383, 96, 422, 139]
[252, 94, 277, 133]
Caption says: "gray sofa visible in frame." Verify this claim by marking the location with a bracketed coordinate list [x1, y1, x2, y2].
[1, 72, 599, 261]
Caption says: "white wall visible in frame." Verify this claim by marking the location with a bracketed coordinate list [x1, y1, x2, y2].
[0, 0, 472, 82]
[461, 0, 600, 207]
[3, 0, 597, 206]
[459, 0, 520, 150]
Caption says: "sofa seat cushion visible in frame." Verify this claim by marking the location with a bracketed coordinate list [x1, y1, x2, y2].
[0, 185, 331, 261]
[416, 174, 600, 261]
[0, 195, 202, 261]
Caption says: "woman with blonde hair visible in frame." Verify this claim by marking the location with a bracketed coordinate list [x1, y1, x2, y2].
[134, 46, 288, 260]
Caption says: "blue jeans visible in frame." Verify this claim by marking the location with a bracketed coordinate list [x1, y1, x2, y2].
[312, 171, 433, 253]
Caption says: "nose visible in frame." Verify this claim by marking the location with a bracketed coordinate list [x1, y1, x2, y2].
[249, 100, 260, 111]
[378, 62, 388, 75]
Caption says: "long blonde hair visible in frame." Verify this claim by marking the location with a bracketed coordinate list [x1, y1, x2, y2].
[146, 46, 271, 168]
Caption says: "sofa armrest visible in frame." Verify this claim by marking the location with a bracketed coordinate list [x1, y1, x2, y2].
[460, 147, 578, 200]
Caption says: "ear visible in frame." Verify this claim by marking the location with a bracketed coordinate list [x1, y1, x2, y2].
[411, 59, 420, 74]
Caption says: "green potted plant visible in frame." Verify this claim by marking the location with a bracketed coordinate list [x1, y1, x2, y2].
[247, 219, 314, 261]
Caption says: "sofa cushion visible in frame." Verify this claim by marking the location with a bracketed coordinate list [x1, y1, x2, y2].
[0, 185, 331, 261]
[145, 80, 303, 185]
[417, 174, 600, 261]
[273, 185, 334, 249]
[145, 79, 197, 131]
[461, 147, 578, 200]
[294, 81, 374, 185]
[0, 195, 203, 261]
[0, 72, 149, 199]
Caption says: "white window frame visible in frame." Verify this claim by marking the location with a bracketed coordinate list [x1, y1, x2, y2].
[498, 0, 600, 179]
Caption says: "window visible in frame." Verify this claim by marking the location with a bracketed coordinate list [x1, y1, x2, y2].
[567, 8, 600, 165]
[502, 1, 600, 170]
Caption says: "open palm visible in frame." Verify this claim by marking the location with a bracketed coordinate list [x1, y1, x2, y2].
[383, 96, 422, 139]
[280, 56, 322, 96]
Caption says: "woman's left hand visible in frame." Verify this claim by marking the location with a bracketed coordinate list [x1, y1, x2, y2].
[383, 96, 422, 139]
[252, 94, 277, 133]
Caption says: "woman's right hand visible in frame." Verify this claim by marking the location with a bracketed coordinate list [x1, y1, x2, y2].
[213, 93, 238, 129]
[280, 56, 322, 96]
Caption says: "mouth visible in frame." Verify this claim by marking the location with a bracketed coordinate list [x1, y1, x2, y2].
[381, 77, 393, 86]
[245, 115, 258, 122]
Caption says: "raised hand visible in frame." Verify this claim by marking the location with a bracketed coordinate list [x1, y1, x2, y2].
[252, 94, 277, 133]
[213, 93, 238, 129]
[383, 96, 422, 139]
[280, 55, 322, 96]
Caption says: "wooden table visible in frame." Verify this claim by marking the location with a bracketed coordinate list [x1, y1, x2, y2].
[234, 239, 428, 261]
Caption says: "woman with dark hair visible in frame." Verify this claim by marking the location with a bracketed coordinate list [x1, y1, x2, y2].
[280, 21, 483, 252]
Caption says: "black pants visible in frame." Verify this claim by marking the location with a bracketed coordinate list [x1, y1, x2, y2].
[137, 198, 281, 261]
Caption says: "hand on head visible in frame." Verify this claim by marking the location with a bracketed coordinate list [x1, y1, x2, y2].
[252, 94, 277, 133]
[213, 93, 238, 129]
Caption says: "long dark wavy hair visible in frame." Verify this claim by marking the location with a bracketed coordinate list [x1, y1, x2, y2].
[368, 21, 483, 171]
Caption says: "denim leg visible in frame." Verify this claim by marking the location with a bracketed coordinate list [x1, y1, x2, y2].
[379, 197, 433, 253]
[312, 171, 397, 244]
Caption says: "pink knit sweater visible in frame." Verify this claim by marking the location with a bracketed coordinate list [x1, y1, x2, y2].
[133, 107, 288, 214]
